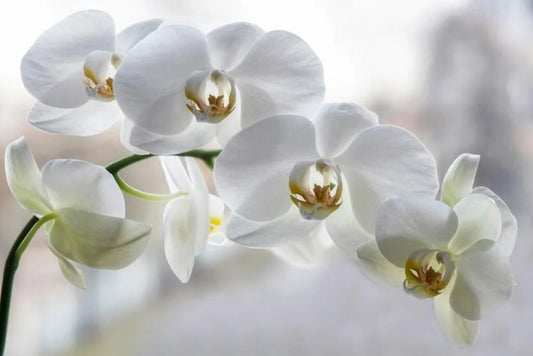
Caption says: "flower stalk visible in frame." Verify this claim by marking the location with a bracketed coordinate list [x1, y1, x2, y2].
[106, 150, 221, 200]
[0, 216, 40, 355]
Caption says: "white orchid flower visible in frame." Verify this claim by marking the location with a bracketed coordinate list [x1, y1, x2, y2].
[213, 103, 439, 252]
[160, 156, 225, 283]
[114, 22, 325, 154]
[21, 10, 162, 135]
[5, 137, 152, 288]
[357, 154, 516, 345]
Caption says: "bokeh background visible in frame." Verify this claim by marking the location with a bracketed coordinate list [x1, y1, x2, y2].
[1, 0, 532, 355]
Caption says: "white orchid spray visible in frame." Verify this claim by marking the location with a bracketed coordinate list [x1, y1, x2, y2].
[114, 22, 325, 154]
[0, 8, 519, 355]
[357, 154, 516, 344]
[21, 10, 162, 135]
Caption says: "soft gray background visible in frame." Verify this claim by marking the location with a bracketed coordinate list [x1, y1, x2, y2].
[0, 0, 532, 355]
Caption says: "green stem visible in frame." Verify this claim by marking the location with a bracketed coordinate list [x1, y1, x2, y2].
[0, 216, 39, 355]
[106, 149, 221, 175]
[114, 175, 186, 202]
[106, 149, 221, 200]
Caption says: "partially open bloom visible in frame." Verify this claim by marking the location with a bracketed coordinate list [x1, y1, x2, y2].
[115, 22, 325, 154]
[214, 103, 439, 250]
[160, 156, 225, 282]
[21, 10, 161, 135]
[357, 154, 516, 344]
[5, 137, 152, 288]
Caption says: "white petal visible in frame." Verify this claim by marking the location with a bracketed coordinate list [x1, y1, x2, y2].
[336, 125, 439, 234]
[207, 22, 264, 70]
[225, 208, 320, 247]
[472, 186, 517, 257]
[325, 179, 373, 255]
[448, 194, 502, 254]
[114, 25, 211, 135]
[121, 117, 215, 155]
[160, 156, 192, 193]
[451, 239, 513, 320]
[356, 240, 406, 287]
[5, 137, 52, 215]
[207, 194, 229, 246]
[28, 100, 119, 136]
[185, 157, 210, 255]
[41, 159, 125, 217]
[270, 222, 332, 267]
[163, 196, 197, 283]
[433, 285, 479, 345]
[441, 153, 480, 207]
[231, 31, 324, 127]
[314, 103, 378, 159]
[21, 10, 115, 108]
[119, 117, 150, 155]
[208, 194, 225, 225]
[214, 115, 319, 221]
[48, 209, 151, 269]
[47, 239, 87, 289]
[160, 157, 210, 256]
[375, 197, 458, 267]
[57, 257, 87, 289]
[115, 19, 163, 55]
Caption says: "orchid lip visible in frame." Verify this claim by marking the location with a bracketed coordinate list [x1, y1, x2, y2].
[289, 159, 343, 220]
[403, 249, 455, 298]
[185, 69, 237, 124]
[83, 50, 121, 102]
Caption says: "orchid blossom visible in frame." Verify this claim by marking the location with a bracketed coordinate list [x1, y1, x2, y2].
[5, 137, 152, 288]
[21, 10, 161, 135]
[160, 156, 225, 282]
[214, 102, 439, 251]
[114, 22, 325, 154]
[357, 154, 516, 344]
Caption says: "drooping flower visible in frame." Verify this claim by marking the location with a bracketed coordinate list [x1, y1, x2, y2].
[5, 137, 152, 288]
[160, 156, 225, 282]
[21, 10, 161, 135]
[357, 154, 516, 344]
[213, 102, 439, 251]
[114, 22, 325, 154]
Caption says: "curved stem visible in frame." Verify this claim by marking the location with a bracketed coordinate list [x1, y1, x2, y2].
[106, 149, 221, 200]
[0, 216, 39, 355]
[106, 149, 221, 175]
[114, 174, 187, 201]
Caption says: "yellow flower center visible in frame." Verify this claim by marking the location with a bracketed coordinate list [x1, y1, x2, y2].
[185, 69, 237, 123]
[289, 159, 343, 220]
[404, 249, 455, 298]
[209, 216, 223, 234]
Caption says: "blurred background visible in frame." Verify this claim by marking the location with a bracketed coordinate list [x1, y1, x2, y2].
[1, 0, 532, 355]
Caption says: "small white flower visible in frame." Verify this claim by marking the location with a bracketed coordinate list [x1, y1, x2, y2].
[115, 22, 325, 154]
[357, 154, 516, 344]
[160, 156, 225, 283]
[5, 137, 152, 288]
[21, 10, 161, 135]
[214, 103, 439, 251]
